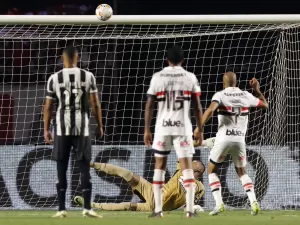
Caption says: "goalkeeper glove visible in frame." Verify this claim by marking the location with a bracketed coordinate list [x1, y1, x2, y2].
[194, 137, 216, 149]
[193, 205, 204, 212]
[202, 137, 215, 149]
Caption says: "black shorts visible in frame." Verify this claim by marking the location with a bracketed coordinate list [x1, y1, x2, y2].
[53, 135, 91, 162]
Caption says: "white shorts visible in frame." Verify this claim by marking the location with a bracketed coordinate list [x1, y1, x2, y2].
[209, 141, 247, 168]
[152, 135, 195, 159]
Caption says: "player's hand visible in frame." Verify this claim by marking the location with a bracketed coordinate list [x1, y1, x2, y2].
[44, 130, 53, 144]
[193, 140, 201, 147]
[194, 127, 199, 136]
[144, 130, 152, 147]
[250, 78, 260, 91]
[194, 127, 203, 146]
[99, 127, 104, 138]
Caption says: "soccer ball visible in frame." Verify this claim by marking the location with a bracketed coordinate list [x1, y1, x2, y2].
[95, 4, 113, 21]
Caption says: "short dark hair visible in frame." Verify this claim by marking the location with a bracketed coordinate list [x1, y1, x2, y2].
[63, 46, 78, 59]
[167, 45, 184, 65]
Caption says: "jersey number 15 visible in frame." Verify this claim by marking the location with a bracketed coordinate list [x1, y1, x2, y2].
[164, 90, 184, 111]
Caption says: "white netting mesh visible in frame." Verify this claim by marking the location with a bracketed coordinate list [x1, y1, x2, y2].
[0, 22, 299, 210]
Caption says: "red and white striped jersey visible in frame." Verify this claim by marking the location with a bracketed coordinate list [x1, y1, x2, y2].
[212, 87, 262, 142]
[147, 66, 201, 136]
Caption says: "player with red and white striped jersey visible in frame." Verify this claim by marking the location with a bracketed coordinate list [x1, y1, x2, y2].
[196, 72, 268, 216]
[149, 69, 201, 137]
[144, 46, 204, 218]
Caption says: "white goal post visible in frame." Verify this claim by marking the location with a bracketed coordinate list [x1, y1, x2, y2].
[0, 15, 299, 210]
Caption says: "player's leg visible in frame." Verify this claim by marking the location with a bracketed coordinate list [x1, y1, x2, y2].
[231, 142, 260, 215]
[90, 162, 140, 188]
[150, 135, 171, 217]
[78, 160, 92, 210]
[173, 136, 197, 217]
[94, 202, 136, 211]
[74, 195, 138, 211]
[90, 202, 152, 212]
[73, 136, 102, 218]
[56, 158, 69, 213]
[53, 136, 72, 217]
[75, 176, 153, 211]
[90, 202, 151, 212]
[76, 164, 152, 211]
[207, 141, 228, 216]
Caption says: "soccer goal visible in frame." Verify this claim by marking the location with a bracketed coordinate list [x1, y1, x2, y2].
[0, 15, 299, 210]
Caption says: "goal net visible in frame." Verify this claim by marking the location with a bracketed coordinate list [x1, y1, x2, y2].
[0, 15, 299, 210]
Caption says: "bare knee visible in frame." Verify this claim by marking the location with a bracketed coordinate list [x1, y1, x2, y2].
[179, 157, 192, 170]
[235, 166, 246, 177]
[155, 157, 167, 170]
[207, 161, 217, 175]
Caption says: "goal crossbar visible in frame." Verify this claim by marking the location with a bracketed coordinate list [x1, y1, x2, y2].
[1, 14, 300, 25]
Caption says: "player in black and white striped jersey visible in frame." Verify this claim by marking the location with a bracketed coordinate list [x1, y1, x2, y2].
[43, 46, 103, 218]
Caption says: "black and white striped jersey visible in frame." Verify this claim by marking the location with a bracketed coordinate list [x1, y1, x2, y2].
[46, 67, 98, 136]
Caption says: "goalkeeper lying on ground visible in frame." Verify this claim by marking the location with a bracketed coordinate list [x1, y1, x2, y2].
[74, 138, 215, 212]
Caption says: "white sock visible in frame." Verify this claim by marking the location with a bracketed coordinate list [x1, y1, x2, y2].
[208, 173, 223, 207]
[240, 174, 257, 204]
[153, 169, 165, 213]
[182, 169, 195, 213]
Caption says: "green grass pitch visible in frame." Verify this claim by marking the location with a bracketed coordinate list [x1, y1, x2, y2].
[0, 210, 299, 225]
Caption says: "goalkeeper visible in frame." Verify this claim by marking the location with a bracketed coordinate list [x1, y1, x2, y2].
[74, 138, 215, 212]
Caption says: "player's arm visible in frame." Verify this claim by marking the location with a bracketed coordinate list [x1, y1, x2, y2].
[201, 92, 221, 125]
[193, 186, 205, 212]
[43, 75, 55, 143]
[191, 76, 204, 144]
[43, 98, 53, 143]
[202, 101, 219, 125]
[144, 95, 156, 146]
[191, 94, 203, 132]
[249, 78, 268, 109]
[194, 137, 215, 148]
[144, 76, 157, 146]
[191, 76, 203, 131]
[89, 74, 103, 136]
[90, 93, 103, 128]
[183, 184, 205, 212]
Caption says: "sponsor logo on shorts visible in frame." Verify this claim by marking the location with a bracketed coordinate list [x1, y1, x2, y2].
[239, 155, 245, 161]
[156, 141, 166, 147]
[180, 141, 190, 147]
[225, 129, 245, 136]
[162, 119, 184, 127]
